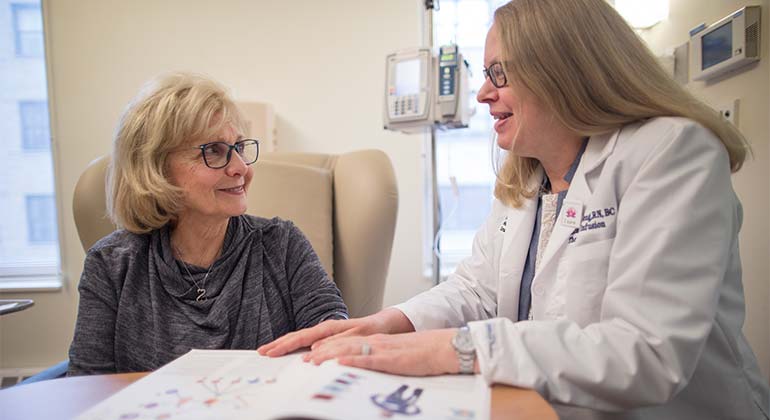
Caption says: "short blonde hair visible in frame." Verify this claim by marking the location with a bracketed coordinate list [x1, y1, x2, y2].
[493, 0, 750, 208]
[108, 72, 246, 233]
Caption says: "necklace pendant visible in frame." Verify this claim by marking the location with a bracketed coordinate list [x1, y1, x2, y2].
[196, 288, 206, 302]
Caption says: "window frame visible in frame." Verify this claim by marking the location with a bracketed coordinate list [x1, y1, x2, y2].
[0, 1, 64, 292]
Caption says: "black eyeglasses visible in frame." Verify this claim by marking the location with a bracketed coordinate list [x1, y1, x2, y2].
[482, 62, 508, 88]
[196, 139, 259, 169]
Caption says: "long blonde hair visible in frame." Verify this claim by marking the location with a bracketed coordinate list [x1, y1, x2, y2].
[493, 0, 749, 208]
[108, 72, 246, 233]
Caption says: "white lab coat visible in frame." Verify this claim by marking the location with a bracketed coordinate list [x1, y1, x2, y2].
[395, 117, 770, 419]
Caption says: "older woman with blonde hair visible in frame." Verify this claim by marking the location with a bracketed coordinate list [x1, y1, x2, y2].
[259, 0, 769, 418]
[67, 72, 347, 375]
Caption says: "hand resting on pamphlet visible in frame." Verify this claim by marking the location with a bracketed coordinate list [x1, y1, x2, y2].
[258, 308, 475, 376]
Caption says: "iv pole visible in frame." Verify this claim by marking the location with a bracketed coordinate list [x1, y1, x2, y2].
[424, 0, 441, 285]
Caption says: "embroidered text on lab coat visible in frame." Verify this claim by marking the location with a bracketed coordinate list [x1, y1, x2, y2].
[568, 206, 616, 243]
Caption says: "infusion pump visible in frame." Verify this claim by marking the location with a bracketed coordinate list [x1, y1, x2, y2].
[384, 45, 471, 133]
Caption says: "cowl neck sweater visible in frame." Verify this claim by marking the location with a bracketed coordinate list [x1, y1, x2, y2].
[68, 215, 347, 375]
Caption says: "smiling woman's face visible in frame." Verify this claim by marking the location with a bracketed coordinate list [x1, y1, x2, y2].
[167, 123, 253, 226]
[476, 24, 565, 160]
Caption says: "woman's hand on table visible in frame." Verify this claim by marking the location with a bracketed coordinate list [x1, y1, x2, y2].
[258, 308, 414, 357]
[306, 329, 461, 376]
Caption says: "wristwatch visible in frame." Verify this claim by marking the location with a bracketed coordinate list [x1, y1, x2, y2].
[451, 326, 476, 374]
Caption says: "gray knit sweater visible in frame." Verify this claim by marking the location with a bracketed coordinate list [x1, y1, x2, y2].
[67, 215, 347, 376]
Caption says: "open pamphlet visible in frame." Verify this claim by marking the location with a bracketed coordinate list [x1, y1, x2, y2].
[77, 349, 490, 420]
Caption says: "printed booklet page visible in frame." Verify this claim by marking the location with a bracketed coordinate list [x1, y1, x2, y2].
[77, 349, 490, 420]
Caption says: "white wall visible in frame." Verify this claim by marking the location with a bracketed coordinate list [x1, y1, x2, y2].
[0, 0, 433, 369]
[640, 0, 770, 378]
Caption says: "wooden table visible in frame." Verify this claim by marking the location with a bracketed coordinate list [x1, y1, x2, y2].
[0, 372, 557, 420]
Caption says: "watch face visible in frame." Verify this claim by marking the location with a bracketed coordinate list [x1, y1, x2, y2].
[453, 328, 475, 353]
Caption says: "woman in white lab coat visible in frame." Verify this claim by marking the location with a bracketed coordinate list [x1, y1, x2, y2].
[259, 0, 770, 418]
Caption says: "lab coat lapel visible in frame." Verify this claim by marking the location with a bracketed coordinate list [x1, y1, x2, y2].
[535, 130, 620, 275]
[496, 168, 542, 320]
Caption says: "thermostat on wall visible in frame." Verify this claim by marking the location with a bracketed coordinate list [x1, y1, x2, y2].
[690, 6, 761, 82]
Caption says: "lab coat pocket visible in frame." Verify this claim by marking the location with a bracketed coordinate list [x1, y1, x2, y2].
[563, 238, 614, 327]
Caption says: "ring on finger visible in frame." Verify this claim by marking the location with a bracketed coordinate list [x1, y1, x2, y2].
[361, 342, 371, 356]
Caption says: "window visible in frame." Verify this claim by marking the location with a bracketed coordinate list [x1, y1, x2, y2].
[26, 195, 57, 243]
[19, 101, 50, 150]
[11, 3, 44, 57]
[427, 0, 508, 278]
[1, 0, 60, 289]
[614, 0, 668, 29]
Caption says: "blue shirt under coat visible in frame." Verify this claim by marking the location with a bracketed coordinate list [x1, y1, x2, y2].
[517, 139, 588, 321]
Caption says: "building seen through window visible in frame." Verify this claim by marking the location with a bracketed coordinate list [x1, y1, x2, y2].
[1, 0, 60, 287]
[19, 100, 50, 150]
[26, 194, 56, 243]
[11, 2, 43, 57]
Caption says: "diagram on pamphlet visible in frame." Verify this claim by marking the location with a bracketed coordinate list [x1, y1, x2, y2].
[78, 350, 489, 420]
[308, 372, 478, 419]
[311, 371, 364, 401]
[446, 408, 476, 420]
[115, 375, 276, 419]
[371, 384, 424, 417]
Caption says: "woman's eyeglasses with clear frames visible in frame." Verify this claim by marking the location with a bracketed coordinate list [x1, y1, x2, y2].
[196, 139, 259, 169]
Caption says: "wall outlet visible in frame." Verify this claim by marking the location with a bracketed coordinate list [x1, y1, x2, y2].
[717, 99, 740, 126]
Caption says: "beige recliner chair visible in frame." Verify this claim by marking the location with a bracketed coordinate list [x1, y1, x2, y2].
[73, 150, 398, 317]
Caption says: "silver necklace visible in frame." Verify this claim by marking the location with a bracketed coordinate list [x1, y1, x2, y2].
[173, 245, 214, 302]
